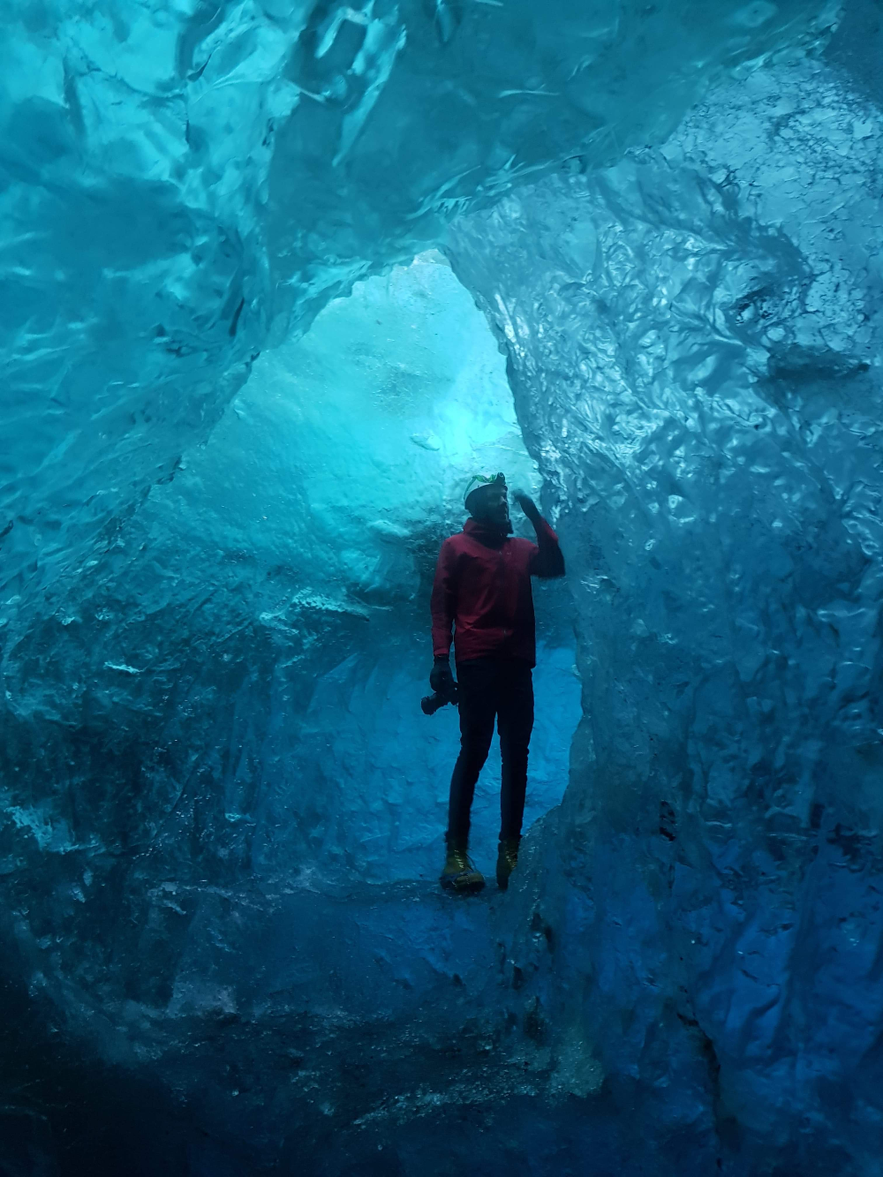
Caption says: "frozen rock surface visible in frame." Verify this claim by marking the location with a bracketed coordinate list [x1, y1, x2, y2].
[4, 0, 883, 1174]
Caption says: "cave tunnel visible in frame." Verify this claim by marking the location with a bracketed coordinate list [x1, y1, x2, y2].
[2, 0, 883, 1174]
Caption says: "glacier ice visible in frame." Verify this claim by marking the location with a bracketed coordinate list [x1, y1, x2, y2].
[0, 247, 580, 1169]
[3, 0, 883, 1173]
[447, 24, 883, 1176]
[0, 0, 839, 613]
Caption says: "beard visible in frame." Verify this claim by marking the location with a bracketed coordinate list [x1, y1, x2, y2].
[488, 513, 513, 535]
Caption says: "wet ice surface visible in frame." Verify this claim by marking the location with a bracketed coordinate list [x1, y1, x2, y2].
[446, 30, 883, 1177]
[0, 875, 663, 1177]
[0, 252, 580, 1173]
[4, 0, 883, 1173]
[0, 0, 838, 612]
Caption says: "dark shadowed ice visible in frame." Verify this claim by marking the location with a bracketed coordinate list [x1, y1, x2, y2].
[5, 1, 883, 1174]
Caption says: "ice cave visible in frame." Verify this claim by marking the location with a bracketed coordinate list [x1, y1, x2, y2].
[2, 0, 883, 1173]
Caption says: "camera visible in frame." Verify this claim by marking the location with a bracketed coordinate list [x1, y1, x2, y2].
[421, 685, 459, 715]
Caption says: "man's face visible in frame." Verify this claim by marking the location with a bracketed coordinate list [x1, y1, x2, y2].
[474, 484, 510, 528]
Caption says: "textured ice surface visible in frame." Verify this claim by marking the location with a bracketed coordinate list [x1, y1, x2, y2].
[447, 31, 883, 1176]
[0, 0, 839, 614]
[4, 0, 883, 1173]
[0, 252, 579, 1171]
[0, 249, 576, 911]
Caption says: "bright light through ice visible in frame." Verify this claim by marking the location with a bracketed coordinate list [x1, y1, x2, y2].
[158, 250, 578, 884]
[245, 251, 542, 550]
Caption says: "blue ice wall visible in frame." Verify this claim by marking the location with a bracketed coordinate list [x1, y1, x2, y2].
[3, 0, 880, 1174]
[448, 31, 883, 1175]
[0, 251, 576, 1004]
[0, 240, 580, 1176]
[0, 0, 839, 615]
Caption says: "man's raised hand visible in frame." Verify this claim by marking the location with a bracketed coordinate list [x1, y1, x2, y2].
[513, 490, 541, 524]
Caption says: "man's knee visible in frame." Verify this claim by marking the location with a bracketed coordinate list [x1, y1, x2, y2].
[500, 729, 531, 762]
[460, 728, 492, 762]
[460, 738, 493, 771]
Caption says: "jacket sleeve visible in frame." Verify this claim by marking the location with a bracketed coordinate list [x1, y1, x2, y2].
[430, 540, 458, 658]
[529, 517, 565, 579]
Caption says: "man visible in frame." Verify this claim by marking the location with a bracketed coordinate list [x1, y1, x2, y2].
[430, 472, 565, 894]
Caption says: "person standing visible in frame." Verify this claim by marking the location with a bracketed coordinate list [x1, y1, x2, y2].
[430, 473, 565, 893]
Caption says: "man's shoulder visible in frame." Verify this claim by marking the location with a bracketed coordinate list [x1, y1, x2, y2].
[440, 531, 469, 556]
[444, 527, 475, 546]
[443, 533, 536, 554]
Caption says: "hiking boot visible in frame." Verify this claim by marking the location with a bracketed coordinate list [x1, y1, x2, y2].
[496, 837, 521, 890]
[440, 845, 485, 894]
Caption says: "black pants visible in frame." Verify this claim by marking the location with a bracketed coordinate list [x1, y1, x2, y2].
[446, 660, 534, 846]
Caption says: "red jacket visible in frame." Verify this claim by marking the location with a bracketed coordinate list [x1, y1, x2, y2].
[431, 516, 564, 667]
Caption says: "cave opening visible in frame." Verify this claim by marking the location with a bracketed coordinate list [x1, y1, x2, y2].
[145, 247, 581, 892]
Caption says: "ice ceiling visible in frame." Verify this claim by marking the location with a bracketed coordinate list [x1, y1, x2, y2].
[2, 0, 883, 1173]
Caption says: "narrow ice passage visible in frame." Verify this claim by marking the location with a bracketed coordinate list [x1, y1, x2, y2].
[145, 251, 580, 884]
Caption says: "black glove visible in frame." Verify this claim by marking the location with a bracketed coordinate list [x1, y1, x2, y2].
[430, 657, 455, 696]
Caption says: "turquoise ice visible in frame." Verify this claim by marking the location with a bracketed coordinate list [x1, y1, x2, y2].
[4, 1, 883, 1174]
